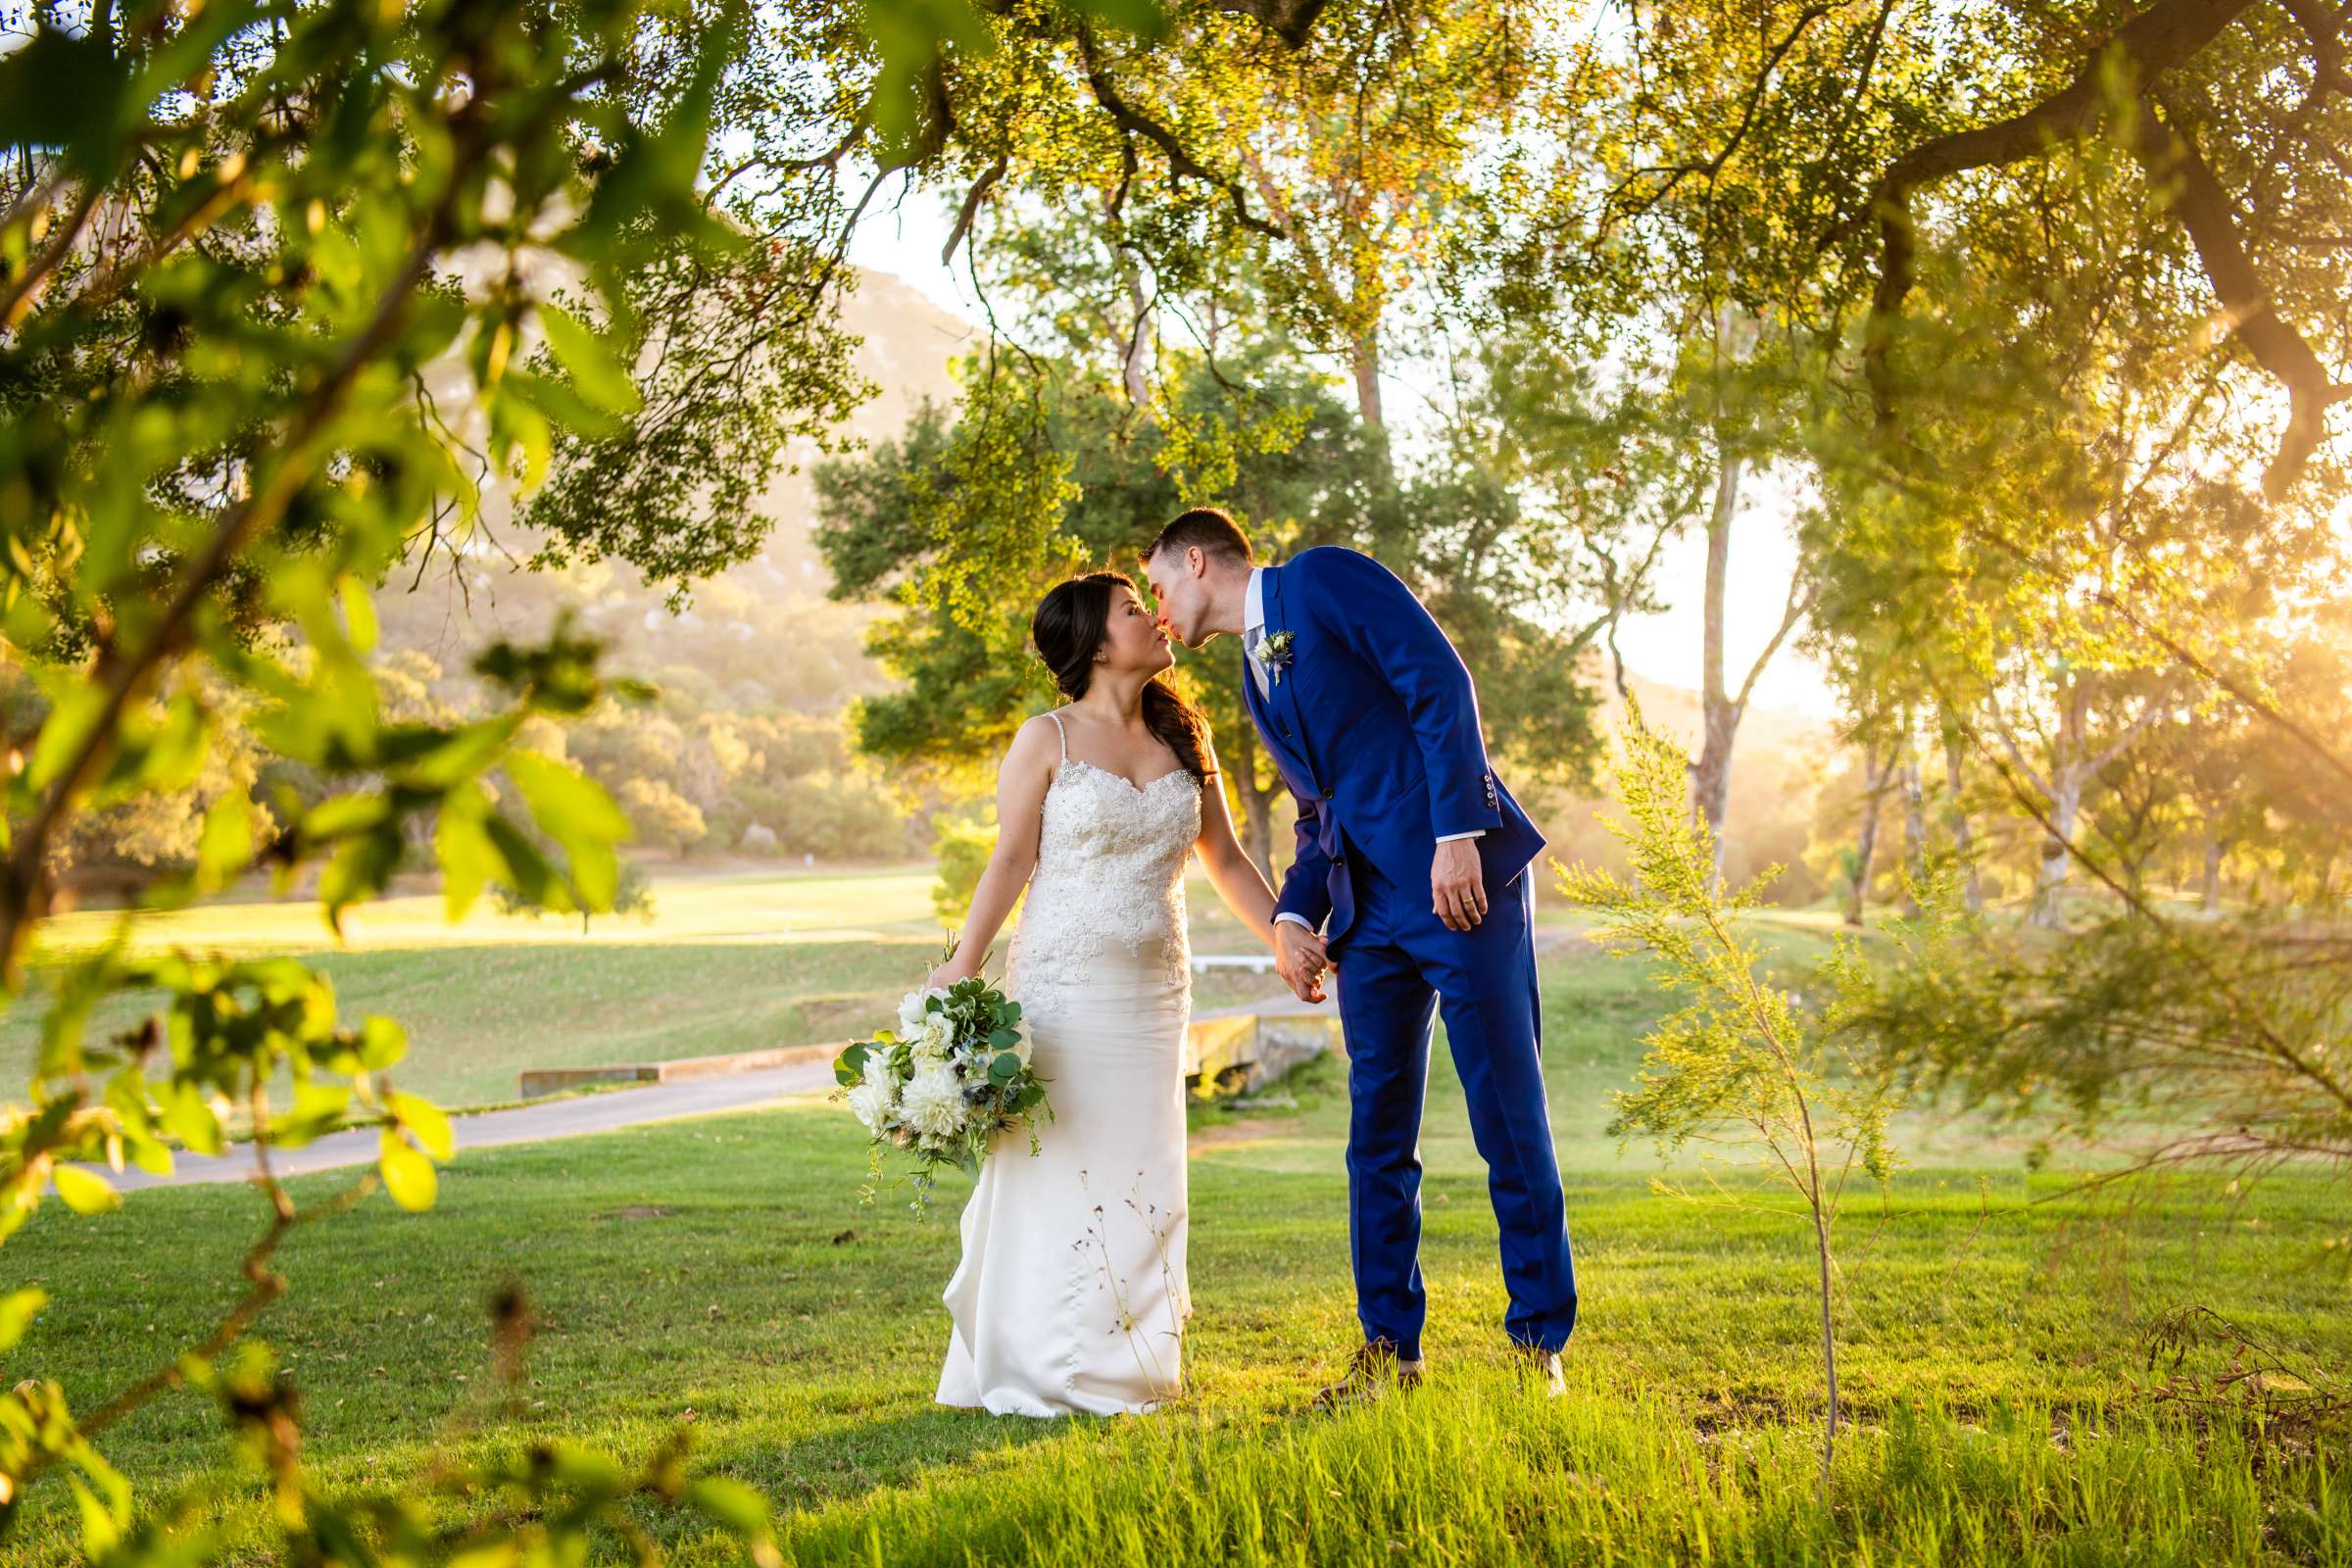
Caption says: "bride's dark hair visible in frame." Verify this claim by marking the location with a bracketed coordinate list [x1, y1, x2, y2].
[1032, 571, 1213, 785]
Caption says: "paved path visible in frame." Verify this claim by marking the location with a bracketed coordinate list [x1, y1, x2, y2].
[93, 932, 1582, 1192]
[97, 1060, 839, 1192]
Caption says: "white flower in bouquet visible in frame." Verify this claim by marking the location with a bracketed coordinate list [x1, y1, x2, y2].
[845, 1077, 896, 1134]
[898, 987, 949, 1038]
[899, 1061, 968, 1139]
[1010, 1015, 1034, 1066]
[861, 1046, 897, 1087]
[920, 1009, 956, 1056]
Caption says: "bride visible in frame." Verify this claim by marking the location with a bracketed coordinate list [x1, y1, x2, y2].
[925, 570, 1322, 1417]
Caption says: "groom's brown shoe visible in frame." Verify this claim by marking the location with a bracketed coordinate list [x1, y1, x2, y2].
[1511, 1341, 1566, 1398]
[1311, 1341, 1424, 1411]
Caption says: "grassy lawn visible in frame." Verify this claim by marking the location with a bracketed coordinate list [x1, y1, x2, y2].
[0, 867, 1328, 1107]
[3, 937, 2345, 1565]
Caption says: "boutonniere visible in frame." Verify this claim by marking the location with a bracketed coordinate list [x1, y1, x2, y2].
[1257, 628, 1297, 685]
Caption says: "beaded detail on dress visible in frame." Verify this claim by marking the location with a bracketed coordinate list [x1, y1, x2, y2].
[1005, 727, 1200, 1023]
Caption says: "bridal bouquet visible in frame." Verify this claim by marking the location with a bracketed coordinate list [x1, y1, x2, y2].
[834, 970, 1051, 1207]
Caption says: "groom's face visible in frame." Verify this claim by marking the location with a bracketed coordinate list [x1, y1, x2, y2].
[1143, 548, 1211, 650]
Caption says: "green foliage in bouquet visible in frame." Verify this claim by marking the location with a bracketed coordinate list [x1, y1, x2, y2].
[834, 946, 1051, 1209]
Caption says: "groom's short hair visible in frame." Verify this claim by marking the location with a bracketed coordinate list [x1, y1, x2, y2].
[1144, 508, 1253, 570]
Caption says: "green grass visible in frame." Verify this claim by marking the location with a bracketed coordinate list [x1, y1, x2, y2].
[3, 939, 2346, 1565]
[0, 867, 1299, 1107]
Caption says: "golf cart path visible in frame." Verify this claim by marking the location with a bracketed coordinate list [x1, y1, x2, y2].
[92, 928, 1577, 1190]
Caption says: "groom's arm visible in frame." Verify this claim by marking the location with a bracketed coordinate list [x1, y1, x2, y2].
[1275, 793, 1335, 932]
[1296, 548, 1502, 842]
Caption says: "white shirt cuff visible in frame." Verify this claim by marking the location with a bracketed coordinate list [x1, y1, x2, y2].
[1434, 830, 1486, 843]
[1273, 912, 1316, 931]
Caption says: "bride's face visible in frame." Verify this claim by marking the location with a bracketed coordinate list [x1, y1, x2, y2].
[1098, 585, 1176, 677]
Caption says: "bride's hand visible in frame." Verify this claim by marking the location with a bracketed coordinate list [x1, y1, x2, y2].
[925, 954, 979, 992]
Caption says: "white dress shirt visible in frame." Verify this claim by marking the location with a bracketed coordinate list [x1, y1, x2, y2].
[1248, 566, 1482, 936]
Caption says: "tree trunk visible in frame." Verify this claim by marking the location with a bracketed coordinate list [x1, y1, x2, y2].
[1121, 262, 1152, 413]
[1813, 1201, 1839, 1503]
[1899, 748, 1926, 915]
[2030, 768, 2082, 929]
[1690, 449, 1745, 890]
[1232, 719, 1274, 881]
[1940, 729, 1984, 914]
[1844, 746, 1889, 928]
[2200, 833, 2224, 913]
[1348, 324, 1383, 432]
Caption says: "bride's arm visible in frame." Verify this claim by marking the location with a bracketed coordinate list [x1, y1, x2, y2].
[1194, 736, 1313, 961]
[928, 716, 1057, 987]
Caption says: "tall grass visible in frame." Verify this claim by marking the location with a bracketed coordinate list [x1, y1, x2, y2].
[749, 1365, 2344, 1566]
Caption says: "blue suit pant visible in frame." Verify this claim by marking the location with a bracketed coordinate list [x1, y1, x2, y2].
[1331, 856, 1578, 1360]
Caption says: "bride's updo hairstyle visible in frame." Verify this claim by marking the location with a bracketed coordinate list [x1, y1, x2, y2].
[1032, 571, 1213, 785]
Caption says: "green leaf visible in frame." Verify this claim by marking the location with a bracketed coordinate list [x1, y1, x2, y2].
[358, 1015, 409, 1071]
[507, 751, 630, 910]
[507, 368, 625, 441]
[834, 1042, 868, 1087]
[340, 574, 380, 656]
[69, 1474, 122, 1559]
[161, 1081, 224, 1155]
[483, 813, 564, 909]
[1068, 0, 1169, 39]
[988, 1028, 1018, 1051]
[684, 1477, 771, 1536]
[379, 1132, 438, 1211]
[434, 783, 499, 920]
[388, 1090, 455, 1161]
[507, 752, 631, 841]
[538, 304, 642, 416]
[988, 1052, 1019, 1085]
[0, 23, 134, 173]
[52, 1163, 122, 1215]
[0, 1287, 47, 1352]
[272, 1082, 353, 1149]
[195, 791, 256, 893]
[23, 684, 106, 796]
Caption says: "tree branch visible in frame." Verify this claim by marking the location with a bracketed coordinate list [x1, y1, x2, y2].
[940, 152, 1008, 266]
[2276, 0, 2352, 96]
[2126, 92, 2351, 497]
[1732, 564, 1818, 720]
[1852, 0, 2256, 434]
[1074, 27, 1284, 240]
[1206, 0, 1331, 49]
[2085, 683, 2175, 775]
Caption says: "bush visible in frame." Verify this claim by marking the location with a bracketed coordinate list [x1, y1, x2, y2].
[932, 810, 996, 926]
[620, 777, 709, 855]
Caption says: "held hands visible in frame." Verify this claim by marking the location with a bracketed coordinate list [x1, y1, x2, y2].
[1273, 920, 1331, 1004]
[1432, 838, 1489, 931]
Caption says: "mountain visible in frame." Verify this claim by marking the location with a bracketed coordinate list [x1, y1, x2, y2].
[372, 268, 977, 710]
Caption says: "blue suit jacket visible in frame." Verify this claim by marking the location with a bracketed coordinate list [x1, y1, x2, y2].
[1245, 548, 1547, 952]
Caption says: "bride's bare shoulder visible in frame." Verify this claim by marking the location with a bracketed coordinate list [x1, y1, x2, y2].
[1003, 712, 1065, 771]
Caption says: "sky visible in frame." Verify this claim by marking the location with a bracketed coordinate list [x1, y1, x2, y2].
[846, 190, 1841, 723]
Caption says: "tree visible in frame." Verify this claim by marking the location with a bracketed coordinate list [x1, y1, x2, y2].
[816, 333, 1607, 873]
[1559, 700, 1902, 1502]
[1851, 0, 2352, 502]
[0, 0, 963, 1553]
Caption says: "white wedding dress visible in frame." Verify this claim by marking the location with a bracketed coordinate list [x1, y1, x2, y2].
[936, 710, 1199, 1417]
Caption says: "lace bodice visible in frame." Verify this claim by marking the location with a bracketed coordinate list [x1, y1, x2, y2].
[1006, 714, 1200, 1020]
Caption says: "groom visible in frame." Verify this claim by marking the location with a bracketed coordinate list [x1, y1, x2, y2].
[1141, 508, 1577, 1405]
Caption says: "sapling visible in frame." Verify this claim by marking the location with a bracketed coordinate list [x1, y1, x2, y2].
[1557, 701, 1904, 1500]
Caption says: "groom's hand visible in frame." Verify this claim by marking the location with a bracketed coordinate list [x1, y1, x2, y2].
[1274, 921, 1329, 1004]
[1432, 838, 1488, 931]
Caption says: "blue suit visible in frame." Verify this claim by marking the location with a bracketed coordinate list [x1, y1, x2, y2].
[1245, 548, 1578, 1360]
